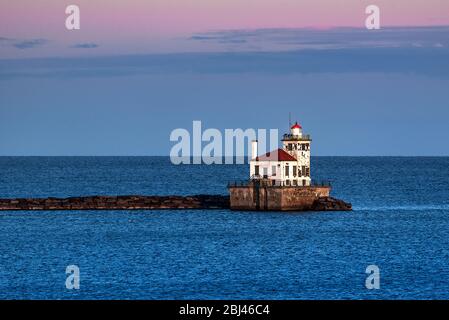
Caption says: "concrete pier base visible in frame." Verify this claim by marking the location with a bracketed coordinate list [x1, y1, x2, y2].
[228, 183, 350, 211]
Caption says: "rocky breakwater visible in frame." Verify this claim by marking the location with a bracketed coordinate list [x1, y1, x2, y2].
[0, 195, 351, 211]
[0, 195, 230, 211]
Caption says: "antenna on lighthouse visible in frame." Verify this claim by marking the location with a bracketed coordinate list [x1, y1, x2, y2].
[289, 112, 292, 129]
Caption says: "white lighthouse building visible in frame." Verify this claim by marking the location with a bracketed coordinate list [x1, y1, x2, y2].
[250, 122, 311, 186]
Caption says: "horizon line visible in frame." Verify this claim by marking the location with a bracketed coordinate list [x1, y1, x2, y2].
[1, 155, 449, 158]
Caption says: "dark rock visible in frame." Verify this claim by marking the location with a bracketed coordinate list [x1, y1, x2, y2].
[311, 197, 352, 211]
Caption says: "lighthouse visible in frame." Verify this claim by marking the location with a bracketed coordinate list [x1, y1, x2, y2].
[228, 119, 348, 211]
[249, 121, 311, 186]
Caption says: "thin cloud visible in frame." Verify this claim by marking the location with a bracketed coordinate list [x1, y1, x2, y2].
[190, 35, 247, 44]
[13, 38, 47, 49]
[190, 26, 449, 51]
[71, 43, 99, 49]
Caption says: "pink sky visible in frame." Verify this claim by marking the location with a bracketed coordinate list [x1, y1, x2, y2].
[1, 0, 449, 58]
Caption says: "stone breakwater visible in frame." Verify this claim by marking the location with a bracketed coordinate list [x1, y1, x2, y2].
[0, 195, 230, 211]
[0, 195, 351, 211]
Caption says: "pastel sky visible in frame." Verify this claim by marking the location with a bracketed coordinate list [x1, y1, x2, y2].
[1, 1, 449, 156]
[1, 0, 449, 58]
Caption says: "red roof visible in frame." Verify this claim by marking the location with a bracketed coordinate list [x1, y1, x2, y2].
[291, 122, 302, 129]
[255, 149, 297, 162]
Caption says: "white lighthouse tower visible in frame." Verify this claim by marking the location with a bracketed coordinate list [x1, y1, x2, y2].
[249, 121, 312, 187]
[281, 122, 311, 186]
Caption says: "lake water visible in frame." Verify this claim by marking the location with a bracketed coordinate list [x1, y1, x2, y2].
[1, 156, 449, 299]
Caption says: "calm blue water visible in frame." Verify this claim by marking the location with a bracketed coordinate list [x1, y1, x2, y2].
[1, 156, 449, 300]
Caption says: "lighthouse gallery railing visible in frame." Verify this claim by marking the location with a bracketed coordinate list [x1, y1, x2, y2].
[227, 180, 331, 188]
